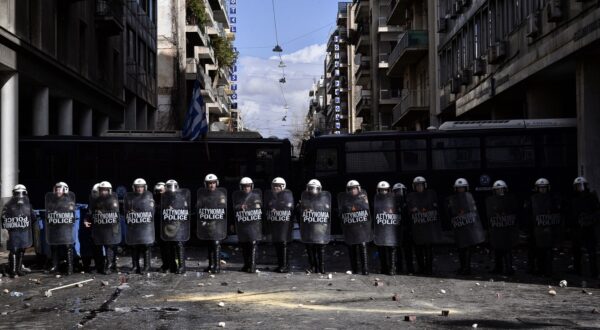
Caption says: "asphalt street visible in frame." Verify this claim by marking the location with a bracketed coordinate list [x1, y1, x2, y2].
[1, 243, 599, 329]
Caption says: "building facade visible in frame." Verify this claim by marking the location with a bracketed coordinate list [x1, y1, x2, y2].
[0, 0, 157, 198]
[157, 0, 234, 131]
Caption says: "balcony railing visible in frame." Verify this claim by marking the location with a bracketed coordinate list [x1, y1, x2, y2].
[388, 30, 428, 75]
[393, 89, 430, 125]
[95, 0, 124, 36]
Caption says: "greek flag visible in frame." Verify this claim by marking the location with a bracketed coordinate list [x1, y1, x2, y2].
[182, 79, 208, 140]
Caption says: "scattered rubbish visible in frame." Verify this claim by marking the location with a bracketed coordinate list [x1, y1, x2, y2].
[237, 289, 244, 294]
[24, 303, 31, 308]
[392, 294, 399, 301]
[404, 315, 416, 322]
[198, 283, 205, 287]
[143, 294, 154, 298]
[559, 280, 567, 288]
[10, 291, 23, 297]
[411, 289, 415, 294]
[582, 289, 592, 295]
[218, 322, 226, 327]
[44, 279, 94, 297]
[218, 302, 225, 307]
[255, 270, 261, 274]
[582, 281, 588, 288]
[472, 323, 478, 328]
[298, 304, 304, 307]
[475, 283, 480, 286]
[1, 312, 8, 316]
[592, 309, 599, 314]
[220, 260, 227, 265]
[209, 275, 216, 278]
[374, 281, 384, 287]
[548, 290, 557, 296]
[350, 279, 356, 281]
[117, 283, 130, 290]
[346, 271, 352, 275]
[441, 310, 450, 316]
[114, 307, 131, 313]
[101, 281, 109, 287]
[327, 274, 333, 279]
[3, 289, 9, 294]
[496, 293, 501, 299]
[221, 282, 228, 286]
[55, 275, 61, 279]
[440, 289, 446, 294]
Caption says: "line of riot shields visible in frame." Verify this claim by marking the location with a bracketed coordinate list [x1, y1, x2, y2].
[2, 177, 600, 278]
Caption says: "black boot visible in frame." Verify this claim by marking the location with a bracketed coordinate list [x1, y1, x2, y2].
[213, 241, 221, 274]
[572, 242, 583, 275]
[16, 249, 26, 277]
[248, 242, 257, 273]
[82, 256, 92, 273]
[204, 242, 214, 272]
[359, 243, 369, 275]
[415, 246, 425, 274]
[241, 243, 250, 272]
[94, 246, 105, 274]
[160, 243, 171, 273]
[275, 242, 283, 272]
[388, 247, 397, 276]
[464, 248, 472, 275]
[305, 244, 316, 273]
[378, 247, 388, 275]
[66, 247, 74, 276]
[132, 246, 141, 274]
[142, 246, 152, 273]
[317, 244, 326, 274]
[104, 246, 116, 274]
[504, 251, 515, 276]
[175, 243, 186, 274]
[276, 242, 289, 273]
[424, 246, 433, 275]
[349, 244, 359, 274]
[404, 244, 415, 274]
[8, 251, 17, 278]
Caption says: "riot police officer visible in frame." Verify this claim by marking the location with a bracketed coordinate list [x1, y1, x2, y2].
[569, 176, 599, 277]
[447, 178, 485, 275]
[338, 180, 372, 275]
[485, 180, 520, 275]
[265, 177, 294, 273]
[45, 182, 77, 275]
[160, 179, 191, 274]
[197, 174, 227, 274]
[233, 177, 263, 273]
[124, 178, 155, 274]
[393, 183, 414, 274]
[1, 184, 35, 278]
[529, 178, 562, 277]
[80, 183, 99, 273]
[299, 179, 331, 274]
[153, 182, 170, 272]
[406, 176, 443, 275]
[91, 181, 121, 275]
[373, 181, 401, 275]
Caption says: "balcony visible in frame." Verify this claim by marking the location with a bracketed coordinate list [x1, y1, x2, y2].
[354, 0, 369, 21]
[186, 15, 209, 46]
[392, 89, 430, 127]
[196, 45, 216, 65]
[208, 0, 230, 28]
[206, 22, 226, 38]
[387, 30, 428, 76]
[355, 90, 372, 117]
[378, 13, 401, 33]
[355, 27, 371, 54]
[379, 88, 402, 105]
[378, 53, 389, 69]
[337, 2, 349, 25]
[354, 57, 371, 86]
[95, 0, 124, 36]
[388, 0, 411, 26]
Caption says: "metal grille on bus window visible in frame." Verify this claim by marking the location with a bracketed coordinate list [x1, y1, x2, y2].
[400, 139, 427, 171]
[315, 148, 338, 174]
[539, 133, 575, 168]
[345, 141, 396, 173]
[485, 135, 535, 168]
[432, 137, 481, 170]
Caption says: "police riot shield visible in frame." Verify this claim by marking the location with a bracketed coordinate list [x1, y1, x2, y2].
[571, 191, 600, 228]
[299, 191, 331, 244]
[337, 190, 372, 245]
[406, 190, 443, 246]
[160, 189, 191, 242]
[373, 193, 401, 247]
[196, 187, 228, 241]
[91, 193, 121, 245]
[447, 192, 486, 249]
[124, 191, 155, 245]
[1, 196, 33, 250]
[531, 193, 562, 248]
[233, 189, 263, 243]
[45, 192, 77, 245]
[264, 189, 294, 243]
[485, 194, 520, 250]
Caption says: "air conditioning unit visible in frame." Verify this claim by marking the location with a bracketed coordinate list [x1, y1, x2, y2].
[461, 69, 473, 85]
[472, 58, 486, 76]
[547, 0, 562, 22]
[451, 75, 462, 94]
[526, 12, 540, 38]
[487, 41, 507, 64]
[438, 17, 448, 33]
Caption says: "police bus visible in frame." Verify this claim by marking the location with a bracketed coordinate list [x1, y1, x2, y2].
[300, 119, 577, 226]
[19, 132, 292, 208]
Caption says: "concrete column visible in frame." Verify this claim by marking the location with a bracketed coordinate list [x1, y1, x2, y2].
[147, 106, 156, 130]
[94, 114, 109, 136]
[576, 57, 600, 192]
[79, 107, 93, 136]
[126, 94, 137, 130]
[57, 98, 73, 135]
[1, 73, 18, 198]
[136, 102, 147, 130]
[32, 86, 49, 136]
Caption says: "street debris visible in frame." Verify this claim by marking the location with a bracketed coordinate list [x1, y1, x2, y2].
[392, 294, 399, 301]
[472, 323, 478, 328]
[221, 282, 228, 286]
[346, 271, 352, 275]
[209, 275, 216, 278]
[440, 289, 446, 294]
[404, 315, 416, 322]
[218, 302, 225, 307]
[559, 280, 567, 288]
[327, 274, 333, 279]
[441, 310, 450, 316]
[237, 289, 244, 294]
[3, 289, 9, 294]
[548, 289, 557, 296]
[44, 279, 94, 297]
[143, 294, 154, 298]
[9, 291, 23, 297]
[218, 322, 226, 327]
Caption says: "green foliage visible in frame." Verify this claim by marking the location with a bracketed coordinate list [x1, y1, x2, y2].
[186, 0, 206, 29]
[213, 35, 238, 68]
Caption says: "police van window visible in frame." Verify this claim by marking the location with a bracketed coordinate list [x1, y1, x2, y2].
[345, 140, 396, 173]
[400, 139, 427, 171]
[485, 135, 534, 168]
[539, 133, 574, 168]
[315, 148, 338, 175]
[432, 137, 481, 170]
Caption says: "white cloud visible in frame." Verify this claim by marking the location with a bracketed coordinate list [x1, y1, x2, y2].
[237, 44, 326, 139]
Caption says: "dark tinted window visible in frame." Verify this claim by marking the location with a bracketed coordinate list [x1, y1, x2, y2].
[432, 137, 480, 169]
[345, 141, 396, 173]
[400, 139, 427, 171]
[485, 135, 534, 168]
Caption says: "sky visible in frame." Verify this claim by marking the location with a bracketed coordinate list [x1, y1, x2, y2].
[233, 0, 339, 139]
